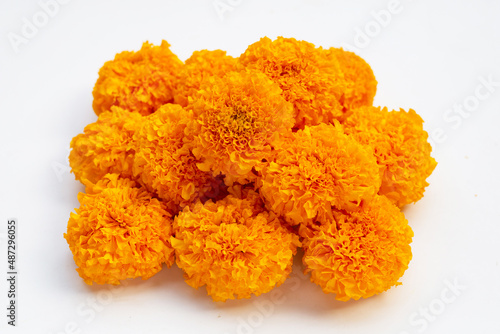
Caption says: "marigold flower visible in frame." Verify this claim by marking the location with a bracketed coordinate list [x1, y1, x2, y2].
[239, 37, 345, 128]
[69, 107, 142, 184]
[302, 195, 413, 301]
[65, 37, 434, 302]
[344, 106, 437, 207]
[188, 70, 294, 185]
[171, 191, 300, 302]
[258, 123, 381, 226]
[92, 40, 182, 116]
[174, 50, 237, 107]
[133, 104, 214, 213]
[64, 174, 175, 285]
[326, 47, 377, 113]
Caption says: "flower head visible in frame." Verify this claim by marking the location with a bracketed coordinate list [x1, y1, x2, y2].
[66, 37, 432, 302]
[326, 47, 377, 113]
[171, 190, 300, 302]
[174, 50, 237, 107]
[69, 107, 142, 184]
[64, 174, 175, 285]
[133, 104, 214, 213]
[302, 195, 413, 301]
[239, 37, 346, 128]
[344, 106, 437, 207]
[188, 70, 294, 185]
[258, 123, 381, 226]
[92, 41, 182, 116]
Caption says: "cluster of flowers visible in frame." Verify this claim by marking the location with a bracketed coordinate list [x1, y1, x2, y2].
[65, 37, 436, 302]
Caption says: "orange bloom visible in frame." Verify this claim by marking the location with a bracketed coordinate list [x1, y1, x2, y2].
[302, 195, 413, 301]
[69, 107, 142, 184]
[171, 190, 300, 302]
[92, 41, 182, 116]
[174, 50, 237, 107]
[326, 47, 377, 113]
[258, 123, 381, 226]
[133, 104, 214, 213]
[188, 70, 294, 185]
[65, 37, 434, 301]
[344, 106, 437, 207]
[239, 37, 346, 129]
[64, 174, 175, 285]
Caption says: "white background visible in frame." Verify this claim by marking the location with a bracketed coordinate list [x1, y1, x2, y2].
[1, 0, 499, 333]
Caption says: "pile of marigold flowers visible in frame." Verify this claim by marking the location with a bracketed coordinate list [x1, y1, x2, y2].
[65, 37, 437, 302]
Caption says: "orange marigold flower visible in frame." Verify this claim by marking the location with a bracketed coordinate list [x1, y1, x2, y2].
[188, 70, 294, 185]
[171, 191, 300, 302]
[92, 40, 182, 116]
[344, 106, 437, 207]
[173, 49, 237, 107]
[239, 37, 345, 129]
[326, 47, 377, 113]
[302, 195, 413, 301]
[258, 123, 381, 226]
[133, 104, 214, 213]
[69, 107, 142, 184]
[64, 174, 175, 285]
